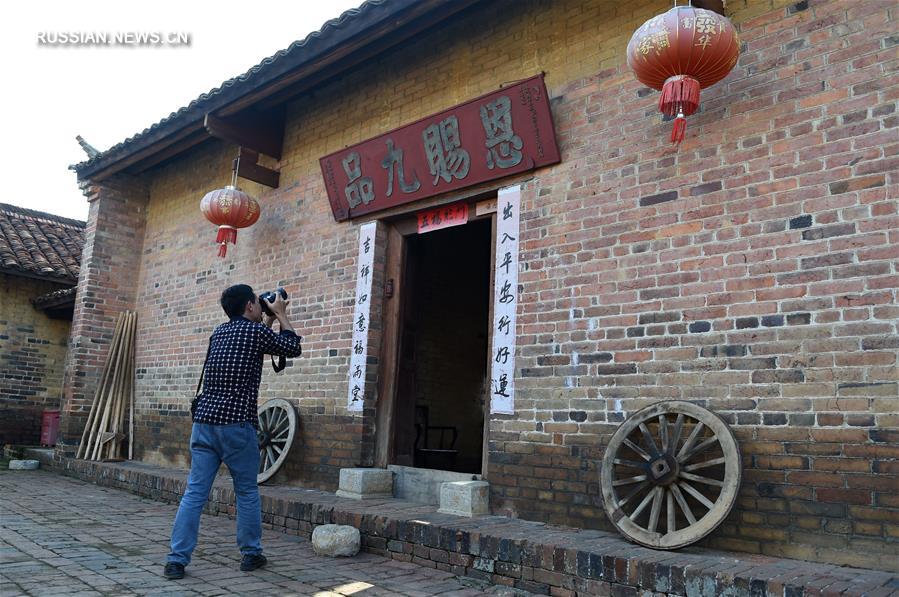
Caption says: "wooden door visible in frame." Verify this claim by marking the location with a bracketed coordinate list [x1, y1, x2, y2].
[392, 234, 419, 466]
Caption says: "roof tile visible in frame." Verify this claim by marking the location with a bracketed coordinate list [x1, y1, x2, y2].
[0, 203, 85, 282]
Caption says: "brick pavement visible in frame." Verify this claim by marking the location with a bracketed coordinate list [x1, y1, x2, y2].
[0, 469, 510, 596]
[7, 455, 899, 596]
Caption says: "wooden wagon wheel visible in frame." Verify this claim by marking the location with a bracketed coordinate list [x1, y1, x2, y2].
[256, 398, 297, 484]
[600, 401, 741, 549]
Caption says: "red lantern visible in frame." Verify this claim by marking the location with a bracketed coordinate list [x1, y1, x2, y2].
[627, 5, 740, 144]
[200, 186, 260, 257]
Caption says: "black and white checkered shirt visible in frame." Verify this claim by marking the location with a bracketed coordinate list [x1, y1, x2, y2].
[192, 317, 302, 427]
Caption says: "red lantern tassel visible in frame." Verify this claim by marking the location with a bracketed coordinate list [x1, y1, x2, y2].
[659, 75, 701, 117]
[671, 113, 687, 144]
[215, 226, 237, 245]
[215, 226, 237, 258]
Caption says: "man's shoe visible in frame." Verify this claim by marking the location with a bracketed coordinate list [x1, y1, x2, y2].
[240, 554, 268, 572]
[164, 562, 185, 580]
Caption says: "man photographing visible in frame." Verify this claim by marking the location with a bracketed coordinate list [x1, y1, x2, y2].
[165, 284, 302, 580]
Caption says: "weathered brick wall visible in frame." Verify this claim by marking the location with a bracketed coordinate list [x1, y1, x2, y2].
[76, 0, 896, 569]
[0, 274, 71, 445]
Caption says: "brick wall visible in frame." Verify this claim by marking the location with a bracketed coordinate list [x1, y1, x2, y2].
[72, 0, 896, 569]
[58, 176, 149, 451]
[0, 274, 71, 445]
[492, 0, 897, 568]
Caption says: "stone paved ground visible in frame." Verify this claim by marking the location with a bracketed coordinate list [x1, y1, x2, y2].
[0, 470, 507, 596]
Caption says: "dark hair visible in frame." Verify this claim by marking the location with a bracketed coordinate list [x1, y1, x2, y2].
[220, 284, 256, 318]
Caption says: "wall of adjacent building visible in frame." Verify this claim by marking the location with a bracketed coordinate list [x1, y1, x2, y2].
[63, 0, 897, 569]
[0, 273, 71, 445]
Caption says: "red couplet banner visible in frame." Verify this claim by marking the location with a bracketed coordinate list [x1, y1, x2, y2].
[417, 202, 469, 234]
[319, 74, 560, 221]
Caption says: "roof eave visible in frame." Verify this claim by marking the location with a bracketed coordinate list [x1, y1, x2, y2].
[0, 266, 78, 285]
[73, 0, 480, 183]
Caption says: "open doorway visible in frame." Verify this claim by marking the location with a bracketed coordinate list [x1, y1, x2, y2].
[391, 217, 491, 474]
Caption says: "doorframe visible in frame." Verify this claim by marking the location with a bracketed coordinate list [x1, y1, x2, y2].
[373, 196, 497, 478]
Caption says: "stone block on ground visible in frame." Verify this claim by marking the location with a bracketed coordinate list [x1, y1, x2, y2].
[9, 459, 40, 470]
[335, 468, 393, 499]
[438, 480, 489, 516]
[311, 524, 361, 557]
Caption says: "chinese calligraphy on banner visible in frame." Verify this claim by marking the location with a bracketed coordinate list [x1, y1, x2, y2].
[347, 221, 376, 412]
[320, 74, 559, 221]
[490, 185, 521, 414]
[417, 202, 469, 234]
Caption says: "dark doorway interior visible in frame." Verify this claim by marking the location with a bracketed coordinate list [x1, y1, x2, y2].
[392, 217, 491, 474]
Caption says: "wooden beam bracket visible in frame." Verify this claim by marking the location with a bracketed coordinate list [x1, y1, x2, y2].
[232, 147, 280, 189]
[206, 110, 284, 188]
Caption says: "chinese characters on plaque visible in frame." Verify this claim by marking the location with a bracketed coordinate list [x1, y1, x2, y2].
[490, 185, 521, 415]
[320, 74, 559, 221]
[347, 222, 376, 412]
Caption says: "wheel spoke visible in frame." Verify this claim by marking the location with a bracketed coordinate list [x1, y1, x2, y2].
[639, 423, 660, 457]
[676, 421, 704, 461]
[666, 489, 675, 534]
[613, 458, 645, 469]
[272, 415, 290, 435]
[623, 438, 652, 461]
[680, 436, 719, 464]
[271, 408, 284, 430]
[668, 414, 684, 456]
[613, 474, 648, 487]
[684, 457, 726, 472]
[670, 483, 696, 524]
[648, 487, 663, 533]
[270, 437, 288, 444]
[629, 486, 657, 520]
[266, 446, 276, 468]
[679, 472, 724, 487]
[618, 481, 649, 507]
[659, 415, 669, 454]
[679, 480, 715, 510]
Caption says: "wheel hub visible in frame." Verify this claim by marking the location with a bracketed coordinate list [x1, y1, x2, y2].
[258, 432, 270, 448]
[648, 453, 679, 486]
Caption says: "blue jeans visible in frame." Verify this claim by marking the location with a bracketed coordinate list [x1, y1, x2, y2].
[167, 422, 262, 566]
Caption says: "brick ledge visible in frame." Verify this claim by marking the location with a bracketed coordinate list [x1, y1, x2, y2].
[27, 449, 899, 597]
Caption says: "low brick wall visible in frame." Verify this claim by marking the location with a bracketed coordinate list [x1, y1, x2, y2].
[30, 451, 898, 596]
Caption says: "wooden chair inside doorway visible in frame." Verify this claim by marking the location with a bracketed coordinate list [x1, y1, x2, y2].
[414, 405, 459, 471]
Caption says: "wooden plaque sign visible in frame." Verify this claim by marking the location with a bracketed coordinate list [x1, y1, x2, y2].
[320, 74, 560, 221]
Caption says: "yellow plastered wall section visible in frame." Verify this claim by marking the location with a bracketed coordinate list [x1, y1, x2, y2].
[0, 274, 71, 442]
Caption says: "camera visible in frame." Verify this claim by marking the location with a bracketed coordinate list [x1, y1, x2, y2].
[258, 287, 288, 316]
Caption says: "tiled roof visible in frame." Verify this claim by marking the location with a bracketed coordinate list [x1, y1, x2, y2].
[71, 0, 393, 178]
[32, 286, 78, 309]
[0, 203, 85, 283]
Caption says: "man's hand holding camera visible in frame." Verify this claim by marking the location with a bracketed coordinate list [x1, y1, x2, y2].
[262, 292, 295, 335]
